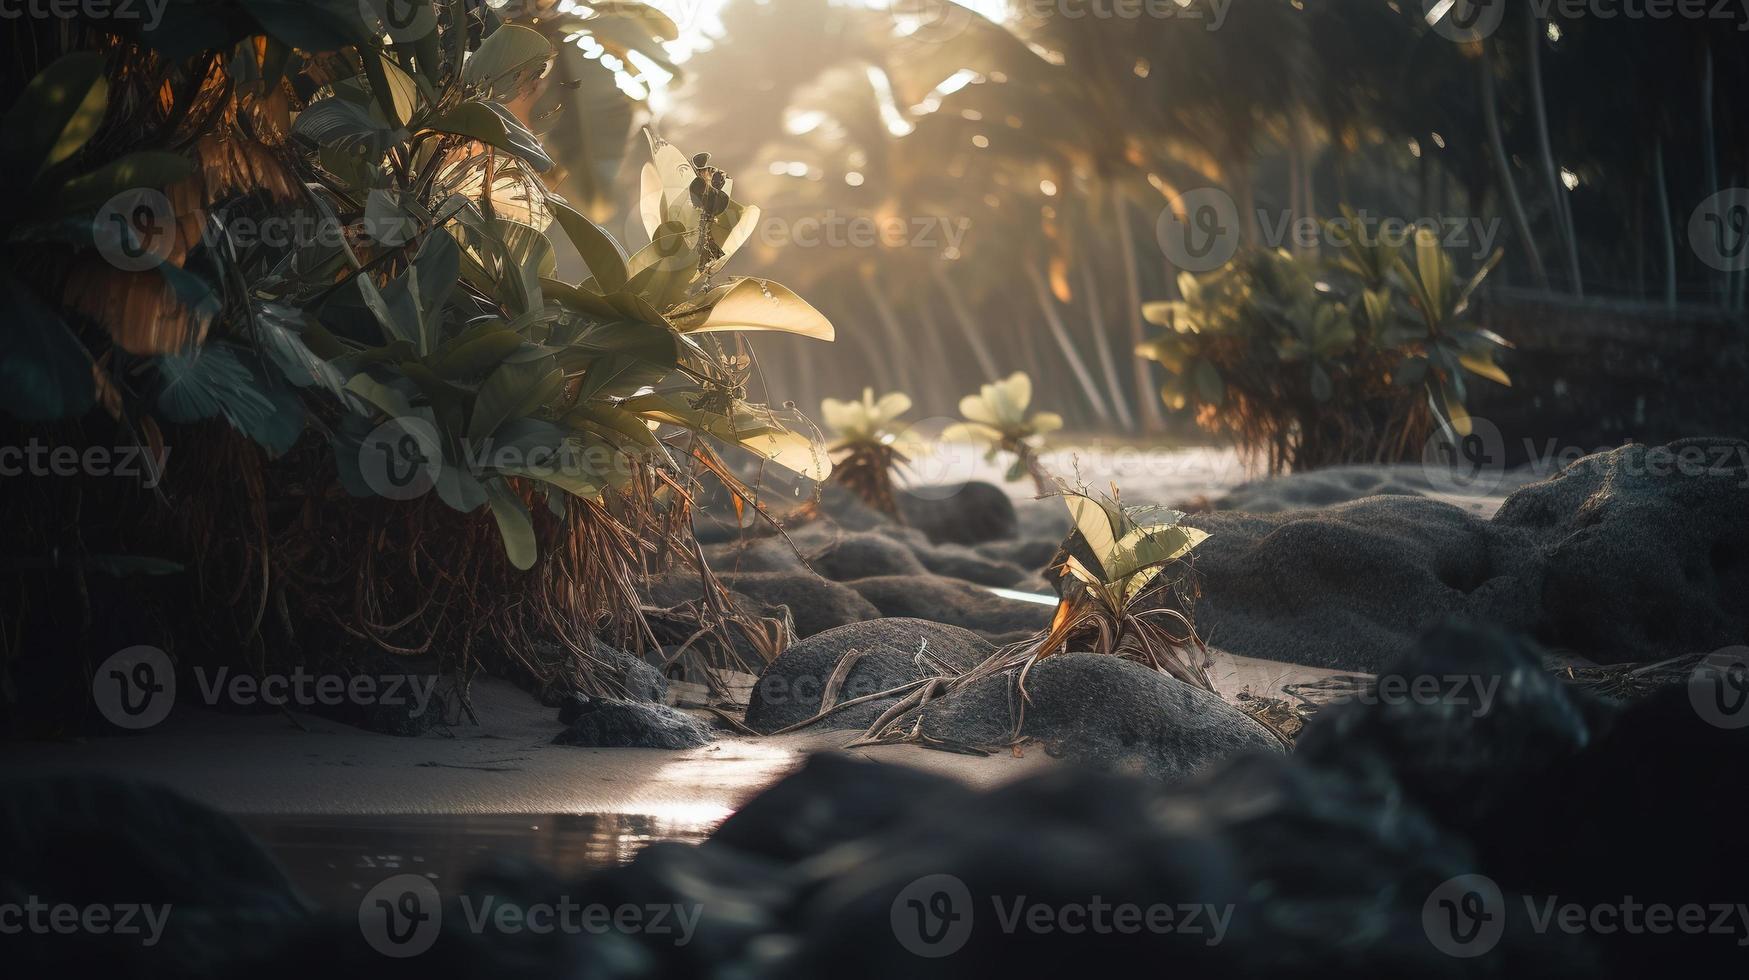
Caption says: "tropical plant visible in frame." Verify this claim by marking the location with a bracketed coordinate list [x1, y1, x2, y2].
[1137, 217, 1511, 472]
[1, 3, 835, 702]
[825, 487, 1215, 754]
[820, 388, 920, 518]
[942, 372, 1063, 494]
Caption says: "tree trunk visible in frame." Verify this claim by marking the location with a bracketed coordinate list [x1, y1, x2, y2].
[1025, 261, 1111, 425]
[859, 272, 918, 394]
[1081, 259, 1136, 431]
[1654, 138, 1679, 310]
[930, 265, 1002, 380]
[1480, 45, 1550, 290]
[1114, 192, 1167, 432]
[1526, 6, 1582, 296]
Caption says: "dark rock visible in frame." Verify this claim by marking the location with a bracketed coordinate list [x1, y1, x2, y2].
[717, 571, 882, 638]
[551, 698, 713, 749]
[803, 531, 928, 580]
[844, 574, 1051, 639]
[709, 754, 973, 862]
[1185, 496, 1542, 671]
[908, 653, 1283, 782]
[973, 536, 1064, 575]
[910, 541, 1030, 587]
[1213, 464, 1434, 512]
[1297, 624, 1597, 839]
[702, 537, 808, 574]
[744, 618, 994, 733]
[897, 482, 1019, 545]
[0, 776, 309, 977]
[1494, 437, 1749, 664]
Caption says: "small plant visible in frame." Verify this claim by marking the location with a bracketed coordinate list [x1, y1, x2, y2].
[942, 372, 1064, 494]
[821, 388, 920, 518]
[787, 487, 1216, 753]
[1137, 214, 1512, 473]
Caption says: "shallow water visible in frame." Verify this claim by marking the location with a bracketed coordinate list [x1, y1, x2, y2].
[239, 813, 714, 909]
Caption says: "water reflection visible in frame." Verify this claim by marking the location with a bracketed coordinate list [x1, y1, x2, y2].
[240, 812, 714, 909]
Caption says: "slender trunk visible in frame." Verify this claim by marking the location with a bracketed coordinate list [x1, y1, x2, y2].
[1702, 43, 1724, 307]
[1025, 261, 1111, 425]
[930, 264, 1001, 380]
[1081, 259, 1136, 431]
[860, 272, 916, 394]
[1234, 156, 1260, 247]
[1526, 6, 1582, 295]
[1480, 46, 1550, 290]
[913, 300, 956, 414]
[1115, 192, 1167, 431]
[1653, 138, 1678, 310]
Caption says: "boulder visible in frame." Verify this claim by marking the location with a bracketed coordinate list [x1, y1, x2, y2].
[1184, 495, 1542, 671]
[647, 570, 880, 639]
[1494, 437, 1749, 663]
[551, 697, 713, 749]
[744, 618, 994, 733]
[1212, 464, 1435, 513]
[844, 574, 1051, 640]
[897, 482, 1019, 545]
[906, 653, 1284, 782]
[802, 531, 928, 581]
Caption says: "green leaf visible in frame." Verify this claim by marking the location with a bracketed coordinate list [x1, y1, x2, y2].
[428, 101, 553, 172]
[1309, 363, 1333, 403]
[429, 323, 524, 379]
[668, 277, 835, 340]
[548, 199, 629, 292]
[469, 356, 561, 442]
[574, 321, 678, 401]
[1192, 360, 1224, 406]
[1, 53, 109, 186]
[54, 152, 194, 212]
[461, 24, 554, 101]
[0, 274, 94, 421]
[154, 343, 305, 456]
[484, 478, 538, 571]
